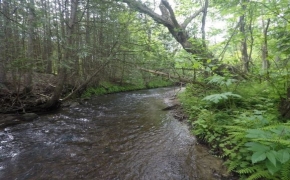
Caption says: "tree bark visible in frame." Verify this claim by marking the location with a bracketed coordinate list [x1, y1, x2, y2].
[117, 0, 212, 59]
[239, 0, 250, 73]
[262, 18, 270, 71]
[201, 0, 208, 48]
[114, 0, 246, 79]
[23, 0, 36, 93]
[41, 0, 53, 74]
[0, 0, 6, 85]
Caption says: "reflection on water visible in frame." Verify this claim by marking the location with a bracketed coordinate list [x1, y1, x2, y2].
[0, 88, 198, 180]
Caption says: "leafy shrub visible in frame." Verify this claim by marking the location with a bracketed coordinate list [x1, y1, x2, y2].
[224, 118, 290, 180]
[179, 79, 289, 180]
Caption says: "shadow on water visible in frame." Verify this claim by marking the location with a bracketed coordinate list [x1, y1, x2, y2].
[0, 87, 232, 180]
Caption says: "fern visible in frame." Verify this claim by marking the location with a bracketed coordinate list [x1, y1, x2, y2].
[246, 169, 274, 180]
[202, 92, 241, 104]
[254, 138, 290, 147]
[225, 159, 240, 172]
[225, 125, 248, 133]
[236, 166, 257, 174]
[281, 160, 290, 180]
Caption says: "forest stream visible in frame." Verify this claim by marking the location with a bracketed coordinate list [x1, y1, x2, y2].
[0, 87, 230, 180]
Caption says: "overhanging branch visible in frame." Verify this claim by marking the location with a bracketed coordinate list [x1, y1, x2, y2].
[181, 7, 205, 29]
[120, 0, 173, 26]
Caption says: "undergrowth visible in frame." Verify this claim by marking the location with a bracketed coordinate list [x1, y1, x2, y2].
[179, 75, 290, 180]
[81, 79, 173, 98]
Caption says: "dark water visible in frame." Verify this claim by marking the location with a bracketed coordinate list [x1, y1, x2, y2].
[0, 88, 201, 180]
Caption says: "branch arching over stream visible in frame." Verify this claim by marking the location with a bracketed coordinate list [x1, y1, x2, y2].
[116, 0, 211, 58]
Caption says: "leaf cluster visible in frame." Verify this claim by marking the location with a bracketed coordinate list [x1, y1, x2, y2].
[179, 77, 290, 179]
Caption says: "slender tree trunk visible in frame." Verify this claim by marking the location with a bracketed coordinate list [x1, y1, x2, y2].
[240, 23, 249, 72]
[248, 7, 255, 66]
[0, 0, 6, 85]
[239, 0, 250, 73]
[201, 0, 208, 48]
[262, 18, 270, 71]
[201, 0, 209, 77]
[42, 0, 53, 74]
[1, 0, 12, 86]
[84, 4, 91, 79]
[24, 0, 36, 93]
[43, 0, 79, 108]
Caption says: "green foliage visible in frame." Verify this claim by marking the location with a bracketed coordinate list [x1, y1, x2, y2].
[146, 79, 173, 88]
[202, 92, 241, 104]
[180, 77, 290, 180]
[207, 75, 237, 87]
[81, 79, 173, 98]
[224, 120, 290, 179]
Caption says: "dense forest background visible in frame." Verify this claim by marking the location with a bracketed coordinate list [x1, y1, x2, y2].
[1, 0, 290, 179]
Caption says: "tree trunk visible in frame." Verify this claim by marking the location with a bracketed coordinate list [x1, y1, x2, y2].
[239, 0, 250, 73]
[262, 18, 270, 71]
[0, 1, 6, 85]
[42, 0, 53, 74]
[43, 0, 79, 108]
[201, 0, 208, 48]
[23, 0, 36, 93]
[117, 0, 212, 59]
[114, 0, 245, 78]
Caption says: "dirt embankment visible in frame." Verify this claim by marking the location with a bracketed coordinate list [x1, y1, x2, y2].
[0, 72, 59, 113]
[0, 73, 60, 129]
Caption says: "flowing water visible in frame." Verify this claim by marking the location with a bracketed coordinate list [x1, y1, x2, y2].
[0, 88, 227, 180]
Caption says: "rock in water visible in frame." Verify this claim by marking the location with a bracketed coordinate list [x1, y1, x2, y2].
[70, 102, 80, 108]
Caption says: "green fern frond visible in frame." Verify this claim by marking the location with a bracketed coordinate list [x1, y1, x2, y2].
[260, 124, 287, 130]
[223, 148, 233, 156]
[226, 160, 240, 172]
[227, 131, 247, 137]
[224, 125, 248, 132]
[281, 160, 290, 180]
[246, 170, 273, 180]
[255, 138, 290, 146]
[237, 166, 257, 174]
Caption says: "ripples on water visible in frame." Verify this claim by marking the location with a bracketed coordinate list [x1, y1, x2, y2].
[0, 88, 198, 180]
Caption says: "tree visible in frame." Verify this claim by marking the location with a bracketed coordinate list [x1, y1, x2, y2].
[239, 0, 250, 73]
[42, 0, 79, 108]
[23, 0, 36, 93]
[116, 0, 211, 59]
[261, 18, 270, 71]
[0, 0, 6, 86]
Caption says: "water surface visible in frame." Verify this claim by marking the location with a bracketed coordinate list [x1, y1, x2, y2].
[0, 88, 200, 179]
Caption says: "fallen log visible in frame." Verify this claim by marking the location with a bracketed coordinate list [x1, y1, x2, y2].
[137, 66, 206, 87]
